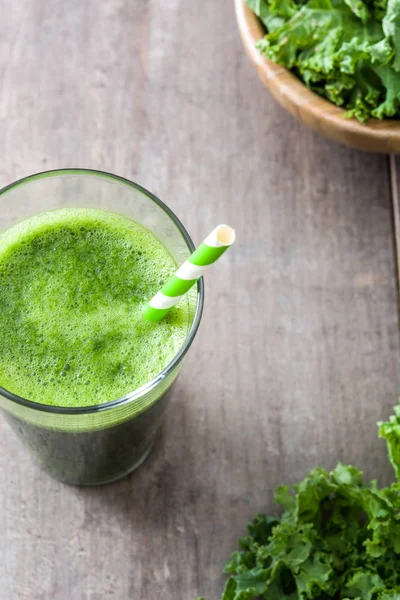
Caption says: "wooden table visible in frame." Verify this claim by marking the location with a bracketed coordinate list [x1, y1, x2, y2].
[0, 1, 399, 599]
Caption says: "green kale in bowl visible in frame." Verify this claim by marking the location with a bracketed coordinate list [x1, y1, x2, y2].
[245, 0, 400, 123]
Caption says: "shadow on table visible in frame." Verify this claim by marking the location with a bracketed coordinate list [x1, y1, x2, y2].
[70, 388, 276, 529]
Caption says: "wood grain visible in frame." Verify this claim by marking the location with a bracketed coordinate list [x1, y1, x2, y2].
[389, 155, 400, 293]
[235, 0, 400, 154]
[0, 1, 399, 599]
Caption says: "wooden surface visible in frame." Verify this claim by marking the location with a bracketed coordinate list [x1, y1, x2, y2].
[235, 0, 400, 154]
[0, 1, 399, 599]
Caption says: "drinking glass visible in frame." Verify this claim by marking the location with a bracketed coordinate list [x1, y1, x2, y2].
[0, 169, 204, 485]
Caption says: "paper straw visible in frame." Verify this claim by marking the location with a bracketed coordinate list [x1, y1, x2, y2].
[143, 224, 235, 322]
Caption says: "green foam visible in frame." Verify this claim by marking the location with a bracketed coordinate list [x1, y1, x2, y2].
[0, 208, 189, 407]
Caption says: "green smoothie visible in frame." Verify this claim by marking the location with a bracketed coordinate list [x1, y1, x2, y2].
[0, 208, 189, 407]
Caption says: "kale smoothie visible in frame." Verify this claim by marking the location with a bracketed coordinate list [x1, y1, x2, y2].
[0, 207, 193, 484]
[0, 208, 189, 405]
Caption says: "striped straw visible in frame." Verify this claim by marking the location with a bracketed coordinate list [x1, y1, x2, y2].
[143, 224, 235, 322]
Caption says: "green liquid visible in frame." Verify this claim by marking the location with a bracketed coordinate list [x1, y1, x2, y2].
[0, 208, 189, 407]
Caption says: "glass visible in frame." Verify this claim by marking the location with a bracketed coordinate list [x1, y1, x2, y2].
[0, 169, 204, 485]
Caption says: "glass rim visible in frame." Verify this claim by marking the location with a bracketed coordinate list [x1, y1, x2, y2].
[0, 168, 204, 414]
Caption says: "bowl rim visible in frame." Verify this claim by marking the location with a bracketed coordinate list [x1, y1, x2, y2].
[235, 0, 400, 142]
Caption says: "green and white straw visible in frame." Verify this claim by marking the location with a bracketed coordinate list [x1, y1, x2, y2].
[143, 224, 235, 322]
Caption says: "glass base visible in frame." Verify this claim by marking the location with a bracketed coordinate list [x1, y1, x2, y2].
[60, 441, 155, 487]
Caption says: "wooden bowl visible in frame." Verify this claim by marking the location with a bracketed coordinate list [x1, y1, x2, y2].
[235, 0, 400, 153]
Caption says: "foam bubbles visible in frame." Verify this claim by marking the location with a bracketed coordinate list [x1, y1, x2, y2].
[0, 208, 189, 407]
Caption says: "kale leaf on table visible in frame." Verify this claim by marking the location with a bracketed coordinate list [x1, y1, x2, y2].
[245, 0, 400, 122]
[379, 402, 400, 479]
[196, 402, 400, 599]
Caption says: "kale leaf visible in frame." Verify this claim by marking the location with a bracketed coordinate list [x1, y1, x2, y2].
[245, 0, 400, 122]
[197, 401, 400, 599]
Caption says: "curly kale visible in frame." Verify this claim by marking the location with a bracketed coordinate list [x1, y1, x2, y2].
[245, 0, 400, 122]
